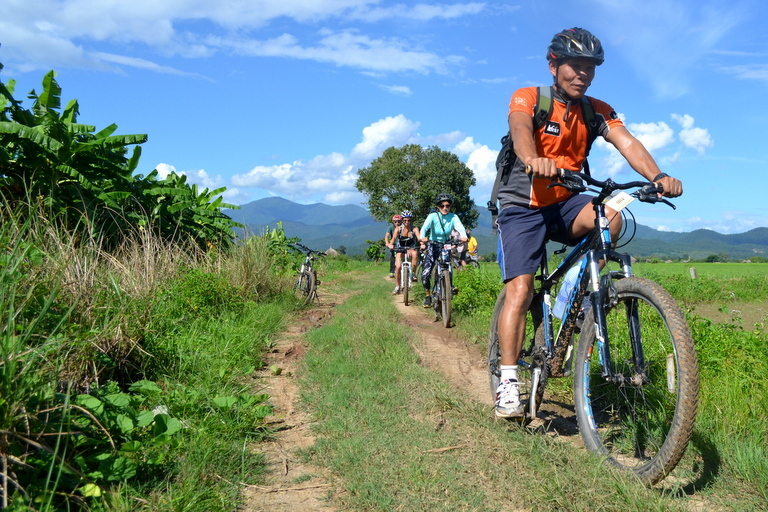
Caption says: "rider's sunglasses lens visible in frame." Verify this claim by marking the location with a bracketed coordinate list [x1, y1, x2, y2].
[439, 203, 451, 208]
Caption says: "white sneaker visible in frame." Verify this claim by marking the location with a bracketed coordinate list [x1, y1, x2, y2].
[392, 286, 400, 294]
[495, 379, 524, 418]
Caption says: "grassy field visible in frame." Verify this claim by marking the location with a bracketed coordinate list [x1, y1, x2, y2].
[6, 206, 768, 512]
[634, 262, 768, 279]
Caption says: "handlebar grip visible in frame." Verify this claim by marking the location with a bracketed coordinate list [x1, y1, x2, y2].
[524, 164, 568, 178]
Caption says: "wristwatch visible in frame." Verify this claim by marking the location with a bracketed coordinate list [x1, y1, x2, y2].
[652, 172, 669, 182]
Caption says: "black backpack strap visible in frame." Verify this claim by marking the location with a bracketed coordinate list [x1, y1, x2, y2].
[580, 95, 598, 176]
[489, 87, 552, 234]
[533, 86, 553, 131]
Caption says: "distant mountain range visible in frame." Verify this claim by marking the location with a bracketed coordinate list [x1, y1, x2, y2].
[225, 197, 768, 261]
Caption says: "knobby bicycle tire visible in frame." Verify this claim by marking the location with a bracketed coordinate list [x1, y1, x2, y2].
[295, 270, 316, 305]
[431, 268, 442, 322]
[574, 276, 699, 485]
[488, 287, 548, 418]
[441, 270, 452, 328]
[402, 264, 410, 306]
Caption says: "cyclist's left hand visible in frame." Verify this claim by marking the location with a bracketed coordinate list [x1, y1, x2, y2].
[656, 176, 683, 198]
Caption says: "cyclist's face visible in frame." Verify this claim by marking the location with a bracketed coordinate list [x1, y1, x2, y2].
[550, 58, 596, 99]
[438, 202, 451, 212]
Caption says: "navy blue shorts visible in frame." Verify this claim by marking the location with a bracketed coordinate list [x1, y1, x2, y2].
[497, 194, 593, 281]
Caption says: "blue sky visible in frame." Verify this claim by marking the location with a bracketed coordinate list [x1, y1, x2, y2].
[1, 0, 765, 234]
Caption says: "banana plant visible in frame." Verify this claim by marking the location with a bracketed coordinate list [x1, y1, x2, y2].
[0, 68, 240, 249]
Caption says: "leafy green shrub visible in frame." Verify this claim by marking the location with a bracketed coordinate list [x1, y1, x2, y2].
[156, 267, 246, 320]
[452, 266, 502, 316]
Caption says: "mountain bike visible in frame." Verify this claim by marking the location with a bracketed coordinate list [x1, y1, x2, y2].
[394, 247, 416, 306]
[488, 170, 699, 485]
[293, 243, 325, 305]
[429, 240, 459, 328]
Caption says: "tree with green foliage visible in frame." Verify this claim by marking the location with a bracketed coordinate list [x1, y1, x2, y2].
[355, 144, 479, 229]
[0, 67, 240, 250]
[365, 239, 386, 262]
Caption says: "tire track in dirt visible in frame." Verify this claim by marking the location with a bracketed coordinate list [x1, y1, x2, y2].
[242, 273, 712, 511]
[241, 290, 344, 512]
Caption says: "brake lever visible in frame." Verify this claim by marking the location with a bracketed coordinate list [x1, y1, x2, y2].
[635, 184, 676, 209]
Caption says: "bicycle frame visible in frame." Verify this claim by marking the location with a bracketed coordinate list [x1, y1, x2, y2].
[430, 241, 454, 300]
[533, 183, 648, 382]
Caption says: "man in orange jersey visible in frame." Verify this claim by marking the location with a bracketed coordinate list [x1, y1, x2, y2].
[494, 27, 683, 418]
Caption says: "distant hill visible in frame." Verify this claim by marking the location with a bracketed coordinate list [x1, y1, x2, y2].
[225, 198, 768, 261]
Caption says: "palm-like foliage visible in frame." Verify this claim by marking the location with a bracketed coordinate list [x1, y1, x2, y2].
[0, 69, 240, 249]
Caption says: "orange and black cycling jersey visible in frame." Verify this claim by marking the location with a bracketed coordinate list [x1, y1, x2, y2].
[498, 86, 624, 210]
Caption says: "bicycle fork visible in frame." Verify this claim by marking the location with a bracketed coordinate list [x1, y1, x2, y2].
[587, 254, 648, 386]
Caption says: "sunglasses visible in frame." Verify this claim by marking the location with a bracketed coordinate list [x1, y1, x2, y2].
[438, 203, 451, 208]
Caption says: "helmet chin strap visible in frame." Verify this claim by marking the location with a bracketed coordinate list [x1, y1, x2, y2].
[553, 66, 575, 121]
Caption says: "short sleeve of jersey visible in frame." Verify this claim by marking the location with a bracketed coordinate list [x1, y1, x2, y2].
[508, 87, 538, 118]
[588, 97, 625, 137]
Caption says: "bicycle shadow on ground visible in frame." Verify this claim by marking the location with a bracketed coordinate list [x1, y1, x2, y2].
[660, 431, 721, 496]
[498, 398, 582, 438]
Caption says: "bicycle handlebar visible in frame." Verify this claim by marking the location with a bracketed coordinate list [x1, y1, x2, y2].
[294, 243, 326, 257]
[524, 165, 676, 209]
[427, 239, 462, 247]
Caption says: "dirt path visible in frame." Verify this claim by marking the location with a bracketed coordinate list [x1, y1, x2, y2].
[241, 275, 584, 511]
[240, 290, 344, 511]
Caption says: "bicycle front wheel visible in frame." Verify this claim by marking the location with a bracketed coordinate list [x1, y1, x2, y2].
[574, 277, 699, 485]
[402, 264, 410, 306]
[441, 270, 452, 328]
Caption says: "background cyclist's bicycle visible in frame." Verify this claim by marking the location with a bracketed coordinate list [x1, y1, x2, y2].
[393, 247, 416, 306]
[488, 170, 699, 485]
[293, 243, 325, 305]
[429, 240, 459, 328]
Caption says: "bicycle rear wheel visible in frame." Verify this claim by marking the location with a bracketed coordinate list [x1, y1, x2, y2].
[295, 270, 316, 305]
[488, 287, 547, 418]
[441, 270, 452, 328]
[574, 277, 699, 485]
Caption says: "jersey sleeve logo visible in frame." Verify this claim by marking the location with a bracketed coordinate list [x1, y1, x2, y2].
[544, 120, 561, 137]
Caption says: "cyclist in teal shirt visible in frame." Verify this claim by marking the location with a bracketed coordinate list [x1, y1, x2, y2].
[419, 193, 467, 307]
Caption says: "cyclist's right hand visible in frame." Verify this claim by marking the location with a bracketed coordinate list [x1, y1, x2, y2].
[524, 158, 558, 180]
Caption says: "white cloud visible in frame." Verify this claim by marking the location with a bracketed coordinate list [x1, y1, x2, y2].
[593, 112, 714, 176]
[228, 114, 486, 205]
[672, 114, 713, 154]
[595, 119, 676, 176]
[348, 2, 486, 22]
[380, 84, 412, 96]
[0, 0, 473, 75]
[155, 163, 224, 190]
[209, 29, 455, 74]
[350, 114, 421, 160]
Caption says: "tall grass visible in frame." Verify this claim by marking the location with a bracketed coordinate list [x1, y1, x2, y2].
[0, 199, 298, 510]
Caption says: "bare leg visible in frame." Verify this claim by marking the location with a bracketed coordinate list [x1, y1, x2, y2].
[498, 274, 535, 366]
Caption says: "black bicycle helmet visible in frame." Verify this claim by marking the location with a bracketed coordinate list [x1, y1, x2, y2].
[435, 193, 453, 205]
[547, 27, 604, 65]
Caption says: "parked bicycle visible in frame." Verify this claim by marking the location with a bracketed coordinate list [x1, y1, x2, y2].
[393, 247, 415, 306]
[429, 240, 459, 328]
[488, 170, 699, 485]
[293, 243, 325, 305]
